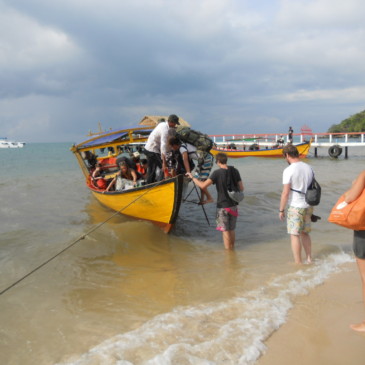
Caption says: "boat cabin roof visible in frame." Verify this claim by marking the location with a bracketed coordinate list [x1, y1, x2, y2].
[74, 127, 152, 152]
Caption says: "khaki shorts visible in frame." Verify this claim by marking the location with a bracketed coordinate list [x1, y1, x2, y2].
[216, 207, 238, 232]
[287, 206, 313, 235]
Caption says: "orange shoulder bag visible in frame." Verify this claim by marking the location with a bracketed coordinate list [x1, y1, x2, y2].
[328, 189, 365, 230]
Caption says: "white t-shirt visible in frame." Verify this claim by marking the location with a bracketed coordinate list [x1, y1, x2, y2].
[282, 161, 313, 208]
[179, 142, 198, 160]
[145, 121, 172, 156]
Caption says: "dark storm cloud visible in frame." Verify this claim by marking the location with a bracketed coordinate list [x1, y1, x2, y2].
[1, 0, 365, 142]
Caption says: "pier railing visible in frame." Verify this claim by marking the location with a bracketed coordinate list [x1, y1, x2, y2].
[209, 132, 365, 147]
[209, 131, 365, 157]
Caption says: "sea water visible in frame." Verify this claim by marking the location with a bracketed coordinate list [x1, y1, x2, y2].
[0, 143, 364, 365]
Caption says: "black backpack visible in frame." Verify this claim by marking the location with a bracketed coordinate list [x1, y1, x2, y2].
[291, 170, 321, 206]
[305, 177, 321, 206]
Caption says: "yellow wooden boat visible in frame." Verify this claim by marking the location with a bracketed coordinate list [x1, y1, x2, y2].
[71, 126, 184, 233]
[211, 140, 311, 158]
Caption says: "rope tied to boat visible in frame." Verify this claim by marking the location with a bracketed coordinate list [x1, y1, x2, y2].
[0, 179, 167, 297]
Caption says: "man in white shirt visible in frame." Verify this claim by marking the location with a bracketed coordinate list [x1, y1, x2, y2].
[279, 144, 314, 264]
[144, 114, 180, 184]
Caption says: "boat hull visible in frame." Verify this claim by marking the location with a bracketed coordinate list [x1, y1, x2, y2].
[0, 140, 25, 148]
[88, 174, 184, 233]
[71, 126, 187, 233]
[211, 141, 311, 158]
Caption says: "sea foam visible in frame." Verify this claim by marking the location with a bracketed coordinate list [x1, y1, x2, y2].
[58, 251, 353, 365]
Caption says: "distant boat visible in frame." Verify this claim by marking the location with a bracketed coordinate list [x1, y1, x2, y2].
[211, 140, 312, 158]
[0, 138, 26, 148]
[70, 126, 186, 233]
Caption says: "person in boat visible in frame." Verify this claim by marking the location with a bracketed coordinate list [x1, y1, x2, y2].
[187, 153, 244, 250]
[139, 159, 148, 179]
[164, 149, 179, 177]
[132, 151, 148, 179]
[84, 151, 98, 169]
[116, 156, 136, 170]
[91, 162, 108, 189]
[288, 127, 293, 143]
[279, 144, 314, 264]
[105, 161, 139, 192]
[168, 136, 214, 204]
[277, 135, 285, 145]
[144, 114, 180, 184]
[131, 151, 141, 168]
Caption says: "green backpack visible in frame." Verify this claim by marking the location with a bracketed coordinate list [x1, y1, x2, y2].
[175, 127, 213, 161]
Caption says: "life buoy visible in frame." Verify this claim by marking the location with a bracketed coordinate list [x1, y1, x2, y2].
[249, 143, 259, 151]
[328, 145, 342, 158]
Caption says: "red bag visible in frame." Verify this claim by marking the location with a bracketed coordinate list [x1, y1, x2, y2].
[328, 189, 365, 230]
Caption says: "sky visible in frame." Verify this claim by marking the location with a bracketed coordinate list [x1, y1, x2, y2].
[1, 0, 365, 143]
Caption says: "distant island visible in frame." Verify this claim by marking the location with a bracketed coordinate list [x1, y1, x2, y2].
[327, 110, 365, 133]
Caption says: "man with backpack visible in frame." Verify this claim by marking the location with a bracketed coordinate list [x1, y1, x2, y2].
[279, 144, 314, 264]
[187, 153, 244, 250]
[168, 136, 214, 204]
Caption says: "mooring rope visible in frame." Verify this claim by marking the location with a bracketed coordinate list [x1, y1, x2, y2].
[0, 179, 166, 296]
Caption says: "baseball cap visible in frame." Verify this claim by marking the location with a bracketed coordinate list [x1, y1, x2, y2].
[168, 114, 180, 125]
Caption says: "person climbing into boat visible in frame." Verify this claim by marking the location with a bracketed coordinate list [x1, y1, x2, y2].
[168, 136, 214, 204]
[187, 153, 244, 250]
[144, 114, 180, 184]
[105, 161, 139, 192]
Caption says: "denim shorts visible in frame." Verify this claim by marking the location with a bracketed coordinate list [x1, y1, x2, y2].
[287, 206, 313, 235]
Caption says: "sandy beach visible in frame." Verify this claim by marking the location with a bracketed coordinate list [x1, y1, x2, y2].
[258, 262, 365, 365]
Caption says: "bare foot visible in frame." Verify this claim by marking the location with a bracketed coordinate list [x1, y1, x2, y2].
[306, 257, 312, 264]
[350, 321, 365, 332]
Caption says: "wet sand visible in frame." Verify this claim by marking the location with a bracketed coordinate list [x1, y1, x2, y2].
[258, 262, 365, 365]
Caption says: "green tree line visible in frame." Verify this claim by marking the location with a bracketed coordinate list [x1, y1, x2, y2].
[328, 110, 365, 133]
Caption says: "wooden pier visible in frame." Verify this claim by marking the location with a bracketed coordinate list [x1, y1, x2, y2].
[209, 132, 365, 158]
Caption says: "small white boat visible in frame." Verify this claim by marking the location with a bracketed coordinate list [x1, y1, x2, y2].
[0, 138, 26, 148]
